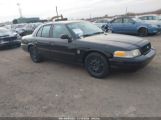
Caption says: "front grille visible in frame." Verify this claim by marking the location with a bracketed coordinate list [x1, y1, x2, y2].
[2, 37, 17, 42]
[140, 43, 151, 55]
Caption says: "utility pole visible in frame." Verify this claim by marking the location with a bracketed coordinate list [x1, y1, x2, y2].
[126, 7, 128, 15]
[56, 6, 59, 17]
[17, 3, 22, 18]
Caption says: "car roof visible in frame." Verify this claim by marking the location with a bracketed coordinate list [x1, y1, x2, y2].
[44, 20, 85, 25]
[138, 14, 158, 17]
[114, 16, 133, 19]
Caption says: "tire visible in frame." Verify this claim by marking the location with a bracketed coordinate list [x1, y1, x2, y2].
[138, 28, 148, 37]
[29, 46, 42, 63]
[85, 52, 110, 78]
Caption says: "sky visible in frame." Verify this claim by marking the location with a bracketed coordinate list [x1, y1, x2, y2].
[0, 0, 161, 22]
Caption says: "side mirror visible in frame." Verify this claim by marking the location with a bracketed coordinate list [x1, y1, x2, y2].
[60, 34, 72, 42]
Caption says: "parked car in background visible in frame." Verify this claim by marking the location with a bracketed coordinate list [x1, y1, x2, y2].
[0, 27, 21, 48]
[159, 15, 161, 20]
[21, 21, 155, 78]
[138, 14, 161, 32]
[24, 23, 43, 35]
[11, 24, 27, 36]
[4, 23, 43, 37]
[105, 17, 159, 36]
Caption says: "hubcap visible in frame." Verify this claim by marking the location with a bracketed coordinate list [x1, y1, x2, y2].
[87, 56, 104, 74]
[140, 29, 147, 36]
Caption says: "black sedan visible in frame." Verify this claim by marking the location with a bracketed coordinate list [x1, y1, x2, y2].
[21, 21, 156, 78]
[0, 27, 21, 48]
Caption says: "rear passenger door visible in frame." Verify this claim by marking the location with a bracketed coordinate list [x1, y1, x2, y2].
[122, 18, 137, 34]
[35, 24, 53, 57]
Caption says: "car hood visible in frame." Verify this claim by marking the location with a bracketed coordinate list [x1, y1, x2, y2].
[82, 33, 149, 49]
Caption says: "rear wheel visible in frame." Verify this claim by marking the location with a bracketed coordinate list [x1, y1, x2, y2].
[138, 28, 148, 37]
[29, 46, 42, 63]
[85, 52, 110, 78]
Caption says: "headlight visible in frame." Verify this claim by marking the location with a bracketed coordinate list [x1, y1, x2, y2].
[114, 49, 141, 58]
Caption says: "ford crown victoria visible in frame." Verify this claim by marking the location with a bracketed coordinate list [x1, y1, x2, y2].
[21, 21, 156, 78]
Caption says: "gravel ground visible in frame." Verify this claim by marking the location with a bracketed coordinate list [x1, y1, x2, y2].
[0, 34, 161, 117]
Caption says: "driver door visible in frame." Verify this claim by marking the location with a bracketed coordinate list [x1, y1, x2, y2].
[50, 24, 76, 62]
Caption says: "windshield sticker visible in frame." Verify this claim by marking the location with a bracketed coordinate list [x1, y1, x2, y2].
[72, 29, 83, 36]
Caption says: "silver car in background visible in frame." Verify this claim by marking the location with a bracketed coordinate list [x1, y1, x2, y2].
[138, 14, 161, 32]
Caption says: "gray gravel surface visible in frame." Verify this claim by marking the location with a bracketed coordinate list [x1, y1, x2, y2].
[0, 34, 161, 117]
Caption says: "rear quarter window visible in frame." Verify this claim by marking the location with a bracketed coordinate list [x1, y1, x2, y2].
[36, 27, 43, 37]
[41, 25, 51, 38]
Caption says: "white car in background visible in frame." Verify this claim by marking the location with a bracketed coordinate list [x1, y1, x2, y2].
[138, 15, 161, 32]
[159, 15, 161, 20]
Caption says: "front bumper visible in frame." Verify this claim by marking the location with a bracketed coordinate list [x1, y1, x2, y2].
[21, 43, 28, 52]
[148, 27, 160, 34]
[0, 40, 21, 47]
[109, 48, 156, 70]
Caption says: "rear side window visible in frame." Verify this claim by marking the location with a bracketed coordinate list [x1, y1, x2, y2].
[41, 25, 51, 38]
[36, 27, 43, 37]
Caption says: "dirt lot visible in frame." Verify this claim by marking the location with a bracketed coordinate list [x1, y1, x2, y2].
[0, 34, 161, 117]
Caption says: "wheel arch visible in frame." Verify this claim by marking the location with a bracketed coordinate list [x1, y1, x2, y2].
[137, 26, 148, 32]
[27, 43, 34, 52]
[82, 50, 111, 63]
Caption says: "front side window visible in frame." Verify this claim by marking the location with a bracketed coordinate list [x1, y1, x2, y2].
[52, 24, 70, 38]
[112, 18, 122, 23]
[41, 25, 51, 38]
[123, 18, 134, 23]
[36, 27, 43, 37]
[132, 18, 142, 22]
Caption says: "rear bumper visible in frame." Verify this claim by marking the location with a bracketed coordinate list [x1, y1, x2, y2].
[0, 40, 21, 47]
[109, 49, 156, 70]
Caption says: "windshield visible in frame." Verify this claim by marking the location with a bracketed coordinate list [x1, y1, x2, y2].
[67, 21, 103, 37]
[148, 16, 159, 20]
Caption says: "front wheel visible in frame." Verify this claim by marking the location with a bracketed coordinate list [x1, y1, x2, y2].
[138, 28, 148, 37]
[85, 52, 110, 78]
[29, 46, 42, 63]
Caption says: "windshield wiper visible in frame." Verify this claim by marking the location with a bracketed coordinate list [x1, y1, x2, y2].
[83, 32, 104, 37]
[92, 32, 104, 35]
